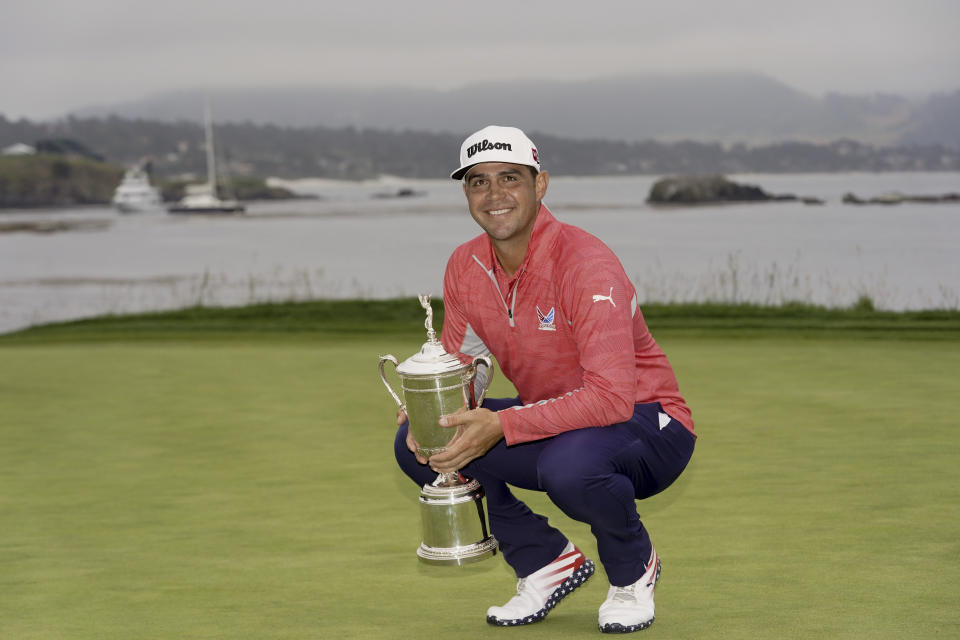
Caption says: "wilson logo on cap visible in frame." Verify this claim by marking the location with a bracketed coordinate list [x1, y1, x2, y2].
[466, 139, 513, 159]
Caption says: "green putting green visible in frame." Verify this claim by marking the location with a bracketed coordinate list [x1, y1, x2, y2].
[1, 302, 957, 638]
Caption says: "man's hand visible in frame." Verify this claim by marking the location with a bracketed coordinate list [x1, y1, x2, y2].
[428, 408, 504, 473]
[398, 408, 428, 465]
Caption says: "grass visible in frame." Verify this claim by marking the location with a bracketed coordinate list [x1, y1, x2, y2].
[3, 298, 959, 343]
[1, 301, 958, 638]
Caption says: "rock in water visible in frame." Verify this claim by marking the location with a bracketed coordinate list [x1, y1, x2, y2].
[647, 175, 776, 204]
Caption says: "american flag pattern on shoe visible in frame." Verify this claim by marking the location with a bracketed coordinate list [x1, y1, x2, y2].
[598, 548, 661, 633]
[486, 542, 595, 626]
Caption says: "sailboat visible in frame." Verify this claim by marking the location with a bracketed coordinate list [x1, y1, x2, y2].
[168, 99, 245, 214]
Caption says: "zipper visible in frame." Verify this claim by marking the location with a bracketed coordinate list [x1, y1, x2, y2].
[507, 271, 523, 322]
[472, 254, 522, 328]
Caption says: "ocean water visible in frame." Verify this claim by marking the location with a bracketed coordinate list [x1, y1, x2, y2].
[1, 172, 958, 333]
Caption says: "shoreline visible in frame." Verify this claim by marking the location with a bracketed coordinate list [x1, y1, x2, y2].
[4, 170, 960, 212]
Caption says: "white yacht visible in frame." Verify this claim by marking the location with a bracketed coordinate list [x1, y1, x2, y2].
[112, 166, 162, 213]
[168, 100, 245, 214]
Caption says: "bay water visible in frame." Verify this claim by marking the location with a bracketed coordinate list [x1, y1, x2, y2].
[1, 172, 957, 334]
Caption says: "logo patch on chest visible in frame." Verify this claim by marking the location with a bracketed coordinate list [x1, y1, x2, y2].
[536, 306, 557, 331]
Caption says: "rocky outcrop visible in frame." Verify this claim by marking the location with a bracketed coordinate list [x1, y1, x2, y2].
[842, 191, 960, 205]
[0, 219, 112, 234]
[647, 174, 817, 205]
[0, 154, 123, 208]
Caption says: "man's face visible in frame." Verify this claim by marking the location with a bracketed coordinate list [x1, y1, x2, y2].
[462, 162, 549, 245]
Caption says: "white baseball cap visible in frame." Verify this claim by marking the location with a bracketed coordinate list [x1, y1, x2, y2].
[450, 125, 541, 180]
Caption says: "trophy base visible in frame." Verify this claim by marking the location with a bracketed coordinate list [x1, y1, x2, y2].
[417, 477, 498, 566]
[417, 538, 498, 566]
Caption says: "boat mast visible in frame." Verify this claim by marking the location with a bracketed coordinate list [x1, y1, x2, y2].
[203, 97, 217, 196]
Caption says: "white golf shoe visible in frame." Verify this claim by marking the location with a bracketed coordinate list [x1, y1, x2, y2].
[598, 548, 661, 633]
[486, 542, 595, 626]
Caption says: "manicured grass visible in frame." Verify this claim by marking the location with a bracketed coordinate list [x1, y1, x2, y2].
[3, 299, 958, 344]
[1, 304, 958, 638]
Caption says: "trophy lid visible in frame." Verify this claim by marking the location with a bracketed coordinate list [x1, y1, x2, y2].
[395, 339, 466, 376]
[395, 294, 467, 376]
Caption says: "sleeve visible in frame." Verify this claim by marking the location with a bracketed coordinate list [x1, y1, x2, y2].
[497, 256, 638, 444]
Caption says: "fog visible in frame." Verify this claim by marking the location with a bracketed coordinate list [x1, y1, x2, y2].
[2, 0, 958, 120]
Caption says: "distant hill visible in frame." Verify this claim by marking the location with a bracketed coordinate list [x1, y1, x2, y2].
[2, 115, 957, 182]
[898, 90, 960, 147]
[66, 73, 959, 147]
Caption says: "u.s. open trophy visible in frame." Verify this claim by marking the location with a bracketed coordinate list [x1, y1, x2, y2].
[379, 295, 498, 565]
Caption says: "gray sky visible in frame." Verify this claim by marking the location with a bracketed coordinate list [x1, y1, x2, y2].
[2, 0, 958, 120]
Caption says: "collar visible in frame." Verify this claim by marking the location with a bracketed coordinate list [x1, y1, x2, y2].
[485, 204, 561, 280]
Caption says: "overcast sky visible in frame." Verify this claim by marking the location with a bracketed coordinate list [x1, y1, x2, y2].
[2, 0, 958, 120]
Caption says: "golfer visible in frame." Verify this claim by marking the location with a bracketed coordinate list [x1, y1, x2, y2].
[394, 125, 696, 633]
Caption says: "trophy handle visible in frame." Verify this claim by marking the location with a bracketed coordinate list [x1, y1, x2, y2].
[469, 355, 494, 409]
[378, 355, 405, 411]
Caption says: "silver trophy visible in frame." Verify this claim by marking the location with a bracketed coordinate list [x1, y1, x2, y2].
[379, 295, 498, 565]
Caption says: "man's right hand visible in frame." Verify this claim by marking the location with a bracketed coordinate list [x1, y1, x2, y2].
[398, 409, 428, 464]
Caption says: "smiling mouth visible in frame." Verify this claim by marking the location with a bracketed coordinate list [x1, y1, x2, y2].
[488, 208, 511, 216]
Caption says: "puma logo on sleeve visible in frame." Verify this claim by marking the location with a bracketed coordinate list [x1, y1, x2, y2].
[592, 287, 616, 307]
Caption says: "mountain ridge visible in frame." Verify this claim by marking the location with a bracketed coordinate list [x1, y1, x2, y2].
[64, 72, 959, 148]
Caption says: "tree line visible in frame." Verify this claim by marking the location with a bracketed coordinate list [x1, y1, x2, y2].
[2, 114, 958, 181]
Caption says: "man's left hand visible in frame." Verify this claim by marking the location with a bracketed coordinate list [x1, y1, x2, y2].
[428, 408, 504, 473]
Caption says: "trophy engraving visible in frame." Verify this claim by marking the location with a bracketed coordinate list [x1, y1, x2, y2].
[379, 295, 498, 565]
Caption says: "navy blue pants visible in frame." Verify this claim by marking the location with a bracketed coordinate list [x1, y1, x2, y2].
[394, 397, 696, 587]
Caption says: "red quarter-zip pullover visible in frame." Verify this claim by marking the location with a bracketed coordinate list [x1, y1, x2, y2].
[441, 205, 694, 445]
